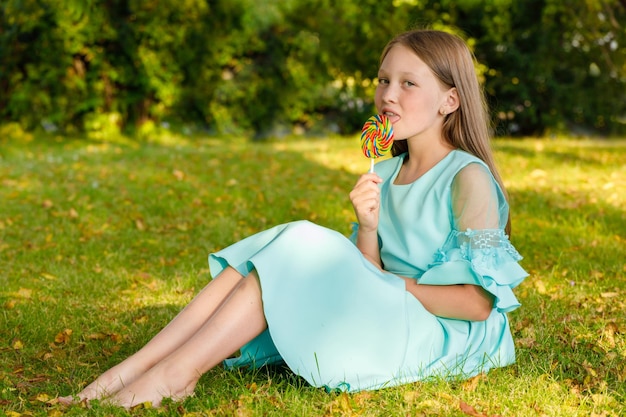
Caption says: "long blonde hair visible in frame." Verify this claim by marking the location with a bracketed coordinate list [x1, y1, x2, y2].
[381, 29, 511, 234]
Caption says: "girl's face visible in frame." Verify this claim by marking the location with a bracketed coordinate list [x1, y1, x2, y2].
[375, 44, 452, 143]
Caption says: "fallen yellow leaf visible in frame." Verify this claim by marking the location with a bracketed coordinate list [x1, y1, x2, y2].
[110, 333, 123, 343]
[130, 401, 153, 410]
[173, 169, 185, 180]
[403, 390, 419, 404]
[16, 288, 33, 299]
[54, 329, 73, 344]
[600, 292, 618, 298]
[35, 393, 50, 402]
[135, 218, 146, 230]
[534, 279, 547, 294]
[41, 273, 57, 280]
[462, 373, 485, 392]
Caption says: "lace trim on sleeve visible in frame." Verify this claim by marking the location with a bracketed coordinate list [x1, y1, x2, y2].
[435, 229, 522, 269]
[423, 228, 528, 313]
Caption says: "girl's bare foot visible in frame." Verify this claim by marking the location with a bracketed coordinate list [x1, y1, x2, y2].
[58, 359, 145, 405]
[107, 362, 198, 409]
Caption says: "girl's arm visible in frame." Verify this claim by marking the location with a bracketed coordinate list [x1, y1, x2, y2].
[405, 163, 502, 321]
[355, 228, 382, 268]
[403, 278, 494, 321]
[350, 172, 384, 268]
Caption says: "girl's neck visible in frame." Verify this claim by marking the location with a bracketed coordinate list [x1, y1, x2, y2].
[395, 138, 454, 185]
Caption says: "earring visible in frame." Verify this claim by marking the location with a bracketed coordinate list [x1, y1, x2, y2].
[440, 108, 446, 116]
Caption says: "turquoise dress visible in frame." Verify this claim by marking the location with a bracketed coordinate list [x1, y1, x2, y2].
[209, 150, 528, 392]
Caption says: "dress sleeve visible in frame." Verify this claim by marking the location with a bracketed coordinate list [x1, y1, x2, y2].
[417, 163, 528, 313]
[349, 222, 359, 245]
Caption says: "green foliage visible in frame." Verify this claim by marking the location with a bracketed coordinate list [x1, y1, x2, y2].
[469, 0, 626, 136]
[0, 0, 624, 137]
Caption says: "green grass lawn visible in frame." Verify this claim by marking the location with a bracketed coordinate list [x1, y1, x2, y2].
[1, 132, 625, 416]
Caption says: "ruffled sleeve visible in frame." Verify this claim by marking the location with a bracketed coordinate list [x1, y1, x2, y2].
[418, 229, 528, 313]
[418, 162, 528, 313]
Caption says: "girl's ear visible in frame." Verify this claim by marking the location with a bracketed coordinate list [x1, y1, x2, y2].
[441, 87, 460, 115]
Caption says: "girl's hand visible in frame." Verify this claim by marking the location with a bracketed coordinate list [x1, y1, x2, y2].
[349, 173, 383, 232]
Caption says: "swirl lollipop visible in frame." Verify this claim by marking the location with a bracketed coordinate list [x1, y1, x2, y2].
[361, 114, 394, 173]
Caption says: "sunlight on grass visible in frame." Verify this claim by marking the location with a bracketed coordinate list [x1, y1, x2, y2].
[1, 134, 625, 416]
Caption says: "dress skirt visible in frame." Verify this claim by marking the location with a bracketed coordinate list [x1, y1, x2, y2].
[209, 220, 516, 392]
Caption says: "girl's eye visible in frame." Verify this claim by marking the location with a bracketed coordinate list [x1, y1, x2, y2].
[404, 81, 416, 87]
[378, 78, 389, 85]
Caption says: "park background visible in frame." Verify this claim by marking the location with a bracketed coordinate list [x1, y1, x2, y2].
[1, 0, 625, 416]
[1, 0, 625, 139]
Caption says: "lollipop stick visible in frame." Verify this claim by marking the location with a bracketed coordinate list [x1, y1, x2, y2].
[369, 158, 375, 173]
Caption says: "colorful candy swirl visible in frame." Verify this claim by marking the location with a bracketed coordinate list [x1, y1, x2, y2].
[360, 114, 394, 158]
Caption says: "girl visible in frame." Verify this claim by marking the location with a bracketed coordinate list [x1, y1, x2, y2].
[59, 29, 527, 409]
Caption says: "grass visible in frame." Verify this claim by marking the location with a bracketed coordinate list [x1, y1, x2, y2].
[0, 131, 625, 416]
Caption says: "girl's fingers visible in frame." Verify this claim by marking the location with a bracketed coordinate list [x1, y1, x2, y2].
[353, 172, 382, 187]
[350, 174, 381, 200]
[349, 172, 383, 229]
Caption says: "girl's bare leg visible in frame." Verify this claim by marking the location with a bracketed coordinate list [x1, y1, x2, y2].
[59, 267, 245, 404]
[108, 270, 267, 408]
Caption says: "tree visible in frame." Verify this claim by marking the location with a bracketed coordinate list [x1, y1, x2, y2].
[1, 0, 624, 137]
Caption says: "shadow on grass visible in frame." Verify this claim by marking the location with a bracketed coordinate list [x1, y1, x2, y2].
[508, 187, 625, 399]
[496, 140, 626, 167]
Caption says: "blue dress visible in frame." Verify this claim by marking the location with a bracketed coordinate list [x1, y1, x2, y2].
[209, 150, 528, 392]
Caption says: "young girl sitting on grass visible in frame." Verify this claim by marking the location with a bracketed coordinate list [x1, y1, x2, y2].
[60, 28, 527, 409]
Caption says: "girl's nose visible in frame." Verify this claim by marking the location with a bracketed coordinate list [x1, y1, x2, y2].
[380, 85, 398, 104]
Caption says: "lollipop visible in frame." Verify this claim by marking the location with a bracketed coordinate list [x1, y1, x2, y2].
[361, 114, 394, 172]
